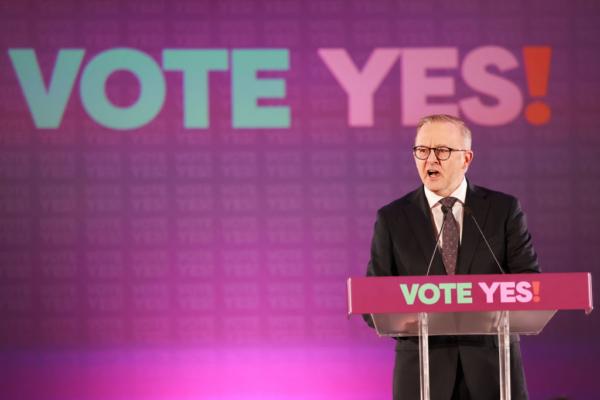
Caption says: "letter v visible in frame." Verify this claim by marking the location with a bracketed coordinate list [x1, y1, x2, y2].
[400, 283, 419, 305]
[8, 48, 84, 128]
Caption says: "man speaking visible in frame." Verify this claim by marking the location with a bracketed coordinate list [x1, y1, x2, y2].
[365, 114, 540, 399]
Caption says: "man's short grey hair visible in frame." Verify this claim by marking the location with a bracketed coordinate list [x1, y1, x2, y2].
[416, 114, 472, 149]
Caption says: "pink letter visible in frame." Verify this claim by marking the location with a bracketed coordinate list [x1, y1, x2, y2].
[500, 282, 517, 303]
[459, 46, 523, 126]
[401, 48, 458, 125]
[318, 48, 400, 126]
[478, 282, 500, 303]
[515, 281, 533, 303]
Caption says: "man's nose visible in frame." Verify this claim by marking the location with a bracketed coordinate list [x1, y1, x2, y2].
[426, 149, 439, 163]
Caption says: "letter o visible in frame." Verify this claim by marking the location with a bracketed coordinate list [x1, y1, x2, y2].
[80, 48, 165, 129]
[419, 283, 441, 305]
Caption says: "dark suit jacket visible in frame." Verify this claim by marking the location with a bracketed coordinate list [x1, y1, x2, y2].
[365, 182, 540, 400]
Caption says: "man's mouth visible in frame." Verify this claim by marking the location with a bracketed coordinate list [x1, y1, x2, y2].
[427, 169, 440, 178]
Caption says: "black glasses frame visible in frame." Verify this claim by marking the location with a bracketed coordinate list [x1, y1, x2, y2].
[412, 146, 468, 161]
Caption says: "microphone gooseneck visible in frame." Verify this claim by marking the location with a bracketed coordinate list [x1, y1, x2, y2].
[463, 206, 506, 274]
[425, 206, 449, 276]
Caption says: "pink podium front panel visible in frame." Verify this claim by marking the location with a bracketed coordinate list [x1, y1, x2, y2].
[347, 272, 593, 315]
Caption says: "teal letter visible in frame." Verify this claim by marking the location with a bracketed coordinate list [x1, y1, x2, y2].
[80, 48, 165, 130]
[439, 283, 456, 304]
[8, 48, 84, 128]
[418, 283, 440, 305]
[400, 283, 419, 305]
[232, 49, 290, 128]
[457, 283, 473, 304]
[163, 49, 228, 128]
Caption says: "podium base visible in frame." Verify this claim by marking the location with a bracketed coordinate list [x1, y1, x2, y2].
[413, 311, 512, 400]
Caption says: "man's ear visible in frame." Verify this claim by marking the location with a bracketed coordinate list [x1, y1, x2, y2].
[464, 150, 474, 168]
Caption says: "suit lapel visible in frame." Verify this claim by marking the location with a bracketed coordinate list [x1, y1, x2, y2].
[457, 183, 490, 275]
[405, 187, 446, 275]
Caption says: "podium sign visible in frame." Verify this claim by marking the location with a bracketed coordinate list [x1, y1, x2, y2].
[347, 273, 593, 400]
[348, 272, 592, 316]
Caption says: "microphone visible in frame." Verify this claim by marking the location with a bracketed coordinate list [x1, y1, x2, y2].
[463, 206, 506, 274]
[424, 205, 450, 276]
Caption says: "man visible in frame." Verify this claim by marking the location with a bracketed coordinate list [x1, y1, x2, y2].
[365, 114, 539, 400]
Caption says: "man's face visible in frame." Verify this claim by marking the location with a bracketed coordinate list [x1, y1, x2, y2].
[414, 121, 473, 197]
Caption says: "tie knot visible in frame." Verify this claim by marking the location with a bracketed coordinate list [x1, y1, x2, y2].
[439, 197, 459, 213]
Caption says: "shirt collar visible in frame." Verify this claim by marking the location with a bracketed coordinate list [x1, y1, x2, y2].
[424, 177, 468, 209]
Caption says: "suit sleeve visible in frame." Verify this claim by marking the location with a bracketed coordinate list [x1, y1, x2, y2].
[366, 209, 398, 277]
[505, 197, 540, 274]
[363, 209, 398, 327]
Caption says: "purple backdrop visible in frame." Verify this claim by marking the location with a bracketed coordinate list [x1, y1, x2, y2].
[1, 0, 599, 399]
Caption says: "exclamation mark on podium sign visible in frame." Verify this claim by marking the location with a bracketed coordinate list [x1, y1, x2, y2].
[532, 281, 541, 302]
[522, 46, 552, 125]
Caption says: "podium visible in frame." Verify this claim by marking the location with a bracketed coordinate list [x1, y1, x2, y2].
[347, 273, 593, 400]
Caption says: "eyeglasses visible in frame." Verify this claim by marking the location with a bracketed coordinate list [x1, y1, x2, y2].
[412, 146, 468, 161]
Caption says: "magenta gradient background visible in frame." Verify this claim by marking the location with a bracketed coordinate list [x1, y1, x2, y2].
[1, 0, 600, 399]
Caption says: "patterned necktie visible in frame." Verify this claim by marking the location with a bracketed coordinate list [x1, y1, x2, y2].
[440, 197, 459, 275]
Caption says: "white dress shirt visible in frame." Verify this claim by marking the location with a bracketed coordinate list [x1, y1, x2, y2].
[423, 177, 468, 246]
